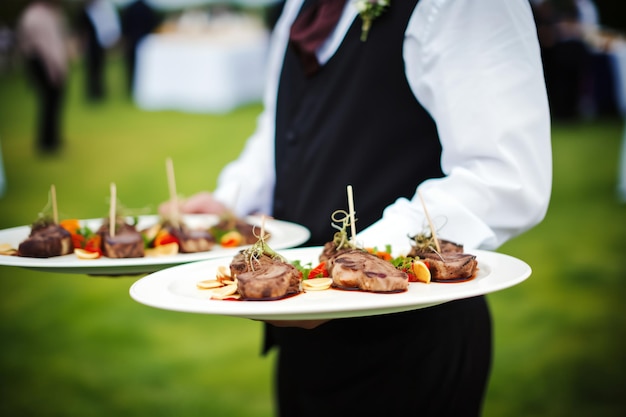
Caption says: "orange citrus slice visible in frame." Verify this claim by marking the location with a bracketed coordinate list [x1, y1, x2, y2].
[412, 260, 431, 283]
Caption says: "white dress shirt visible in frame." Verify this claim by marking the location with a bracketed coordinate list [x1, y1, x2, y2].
[213, 0, 552, 253]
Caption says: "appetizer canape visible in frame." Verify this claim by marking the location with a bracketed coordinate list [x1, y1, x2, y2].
[407, 234, 478, 282]
[230, 228, 301, 300]
[17, 185, 73, 258]
[209, 213, 259, 247]
[18, 216, 73, 258]
[97, 217, 145, 258]
[315, 209, 410, 293]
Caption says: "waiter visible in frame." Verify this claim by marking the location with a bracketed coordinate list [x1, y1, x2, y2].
[161, 1, 552, 415]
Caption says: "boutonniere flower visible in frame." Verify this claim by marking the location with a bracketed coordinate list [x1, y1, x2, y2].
[354, 0, 390, 42]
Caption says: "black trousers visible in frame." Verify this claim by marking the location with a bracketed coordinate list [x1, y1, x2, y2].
[26, 57, 65, 152]
[268, 296, 492, 417]
[85, 40, 105, 101]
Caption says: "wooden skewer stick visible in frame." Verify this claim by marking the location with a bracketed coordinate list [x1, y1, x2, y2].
[418, 189, 441, 253]
[347, 185, 357, 246]
[51, 184, 58, 224]
[109, 182, 116, 237]
[166, 157, 180, 228]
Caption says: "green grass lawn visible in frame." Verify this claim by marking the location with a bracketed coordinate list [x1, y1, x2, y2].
[1, 56, 625, 417]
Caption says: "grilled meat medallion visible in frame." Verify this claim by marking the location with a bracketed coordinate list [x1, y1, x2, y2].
[230, 251, 301, 300]
[319, 240, 353, 273]
[167, 224, 215, 253]
[330, 249, 409, 293]
[420, 252, 477, 281]
[98, 222, 144, 258]
[18, 223, 73, 258]
[408, 239, 477, 281]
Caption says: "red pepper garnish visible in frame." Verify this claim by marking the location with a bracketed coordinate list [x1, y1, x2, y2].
[60, 219, 102, 254]
[71, 233, 85, 250]
[308, 261, 328, 279]
[220, 231, 243, 248]
[153, 230, 179, 247]
[84, 235, 102, 255]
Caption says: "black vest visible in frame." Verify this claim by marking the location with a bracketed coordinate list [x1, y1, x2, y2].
[266, 9, 492, 411]
[273, 0, 442, 246]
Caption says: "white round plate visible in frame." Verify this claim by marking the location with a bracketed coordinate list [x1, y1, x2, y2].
[0, 215, 310, 275]
[129, 247, 531, 320]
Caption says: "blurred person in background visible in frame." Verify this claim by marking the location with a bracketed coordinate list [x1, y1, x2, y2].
[533, 0, 593, 120]
[574, 0, 599, 31]
[120, 0, 159, 97]
[17, 0, 69, 154]
[78, 0, 121, 102]
[160, 1, 551, 416]
[532, 0, 621, 120]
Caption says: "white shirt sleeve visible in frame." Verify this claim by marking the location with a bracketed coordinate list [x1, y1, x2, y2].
[357, 0, 552, 252]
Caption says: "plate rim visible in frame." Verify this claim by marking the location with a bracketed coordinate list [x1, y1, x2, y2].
[0, 214, 310, 275]
[129, 247, 531, 320]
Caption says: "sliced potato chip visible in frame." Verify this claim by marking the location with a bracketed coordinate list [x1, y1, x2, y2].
[145, 242, 179, 257]
[216, 265, 231, 280]
[0, 243, 17, 255]
[302, 277, 333, 291]
[211, 284, 238, 300]
[197, 279, 224, 290]
[220, 293, 241, 300]
[75, 248, 101, 260]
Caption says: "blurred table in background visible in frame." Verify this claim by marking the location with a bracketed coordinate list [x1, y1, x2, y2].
[133, 13, 270, 113]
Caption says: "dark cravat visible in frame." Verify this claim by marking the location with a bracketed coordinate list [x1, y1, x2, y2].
[289, 0, 348, 77]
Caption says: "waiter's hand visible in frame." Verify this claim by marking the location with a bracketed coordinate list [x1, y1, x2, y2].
[159, 191, 227, 216]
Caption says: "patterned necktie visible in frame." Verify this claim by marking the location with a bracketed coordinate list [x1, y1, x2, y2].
[289, 0, 348, 76]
